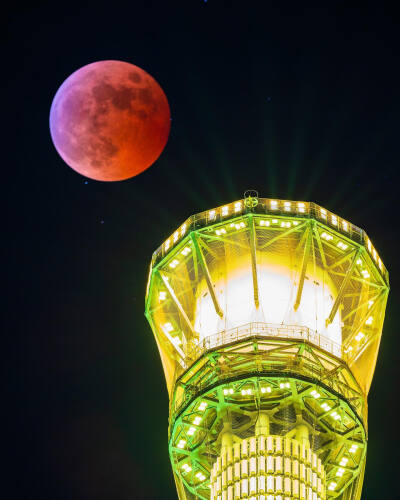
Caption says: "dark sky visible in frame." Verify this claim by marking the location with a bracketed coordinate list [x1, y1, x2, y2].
[6, 2, 400, 499]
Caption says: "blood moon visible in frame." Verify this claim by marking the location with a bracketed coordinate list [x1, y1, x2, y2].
[49, 60, 170, 181]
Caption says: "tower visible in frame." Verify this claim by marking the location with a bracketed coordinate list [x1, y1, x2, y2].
[145, 192, 389, 500]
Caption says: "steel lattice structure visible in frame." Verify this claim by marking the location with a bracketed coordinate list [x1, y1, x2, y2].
[145, 195, 389, 500]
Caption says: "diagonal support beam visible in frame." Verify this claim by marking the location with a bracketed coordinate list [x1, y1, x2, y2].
[159, 271, 194, 341]
[248, 215, 259, 308]
[327, 248, 357, 271]
[190, 232, 224, 318]
[258, 221, 307, 250]
[341, 291, 381, 323]
[346, 289, 387, 346]
[326, 248, 362, 326]
[294, 223, 312, 311]
[312, 223, 327, 269]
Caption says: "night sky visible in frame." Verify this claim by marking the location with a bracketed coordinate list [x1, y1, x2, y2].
[7, 3, 400, 499]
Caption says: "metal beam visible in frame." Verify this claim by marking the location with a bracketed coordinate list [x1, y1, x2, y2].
[159, 271, 194, 341]
[248, 215, 259, 308]
[326, 249, 362, 326]
[341, 291, 381, 323]
[294, 223, 312, 311]
[258, 220, 307, 250]
[346, 289, 387, 346]
[327, 248, 357, 271]
[312, 223, 327, 269]
[190, 232, 224, 318]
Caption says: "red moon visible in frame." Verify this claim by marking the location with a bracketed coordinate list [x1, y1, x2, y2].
[49, 60, 170, 181]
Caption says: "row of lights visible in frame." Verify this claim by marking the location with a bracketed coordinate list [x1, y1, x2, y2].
[168, 245, 192, 269]
[182, 462, 209, 487]
[259, 219, 300, 228]
[222, 383, 289, 397]
[366, 237, 384, 273]
[319, 207, 350, 234]
[346, 309, 375, 353]
[176, 403, 208, 450]
[320, 231, 350, 251]
[327, 446, 359, 490]
[187, 415, 203, 436]
[357, 258, 371, 279]
[161, 201, 385, 278]
[310, 390, 341, 422]
[164, 223, 187, 252]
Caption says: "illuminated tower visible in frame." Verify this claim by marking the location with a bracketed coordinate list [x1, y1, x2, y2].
[145, 192, 389, 500]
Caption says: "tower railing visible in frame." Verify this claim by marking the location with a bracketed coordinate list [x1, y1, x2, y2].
[188, 321, 342, 360]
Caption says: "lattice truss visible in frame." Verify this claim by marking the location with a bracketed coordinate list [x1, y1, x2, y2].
[145, 212, 388, 396]
[168, 339, 366, 500]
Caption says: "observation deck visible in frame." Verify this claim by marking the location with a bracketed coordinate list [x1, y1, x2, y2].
[145, 194, 389, 500]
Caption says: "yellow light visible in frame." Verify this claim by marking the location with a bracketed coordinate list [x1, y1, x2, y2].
[356, 258, 363, 265]
[169, 259, 179, 268]
[193, 416, 202, 425]
[293, 221, 299, 225]
[349, 444, 358, 453]
[368, 300, 374, 308]
[234, 201, 242, 213]
[159, 291, 167, 301]
[365, 316, 373, 325]
[284, 201, 291, 211]
[321, 402, 331, 411]
[337, 241, 348, 250]
[163, 322, 173, 333]
[321, 231, 333, 241]
[196, 472, 206, 481]
[344, 346, 353, 353]
[209, 210, 216, 220]
[241, 388, 252, 395]
[173, 231, 179, 243]
[355, 331, 365, 342]
[173, 336, 182, 346]
[331, 411, 340, 421]
[261, 386, 272, 393]
[339, 458, 348, 466]
[272, 219, 278, 224]
[177, 439, 186, 449]
[165, 239, 171, 251]
[181, 246, 191, 256]
[182, 463, 192, 472]
[270, 200, 278, 209]
[180, 223, 187, 236]
[328, 482, 337, 491]
[222, 206, 229, 216]
[331, 215, 338, 225]
[215, 228, 227, 236]
[320, 208, 327, 219]
[361, 269, 370, 278]
[297, 202, 305, 213]
[187, 427, 196, 436]
[310, 390, 320, 398]
[342, 221, 349, 231]
[336, 467, 345, 477]
[198, 402, 207, 411]
[260, 220, 270, 226]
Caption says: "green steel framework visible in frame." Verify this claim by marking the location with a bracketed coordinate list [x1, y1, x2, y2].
[145, 196, 389, 500]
